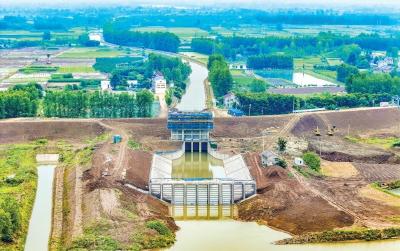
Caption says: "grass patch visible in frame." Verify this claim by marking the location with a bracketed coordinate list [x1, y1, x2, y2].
[19, 65, 59, 74]
[0, 141, 50, 250]
[57, 48, 125, 59]
[57, 66, 95, 73]
[131, 220, 175, 251]
[345, 136, 400, 149]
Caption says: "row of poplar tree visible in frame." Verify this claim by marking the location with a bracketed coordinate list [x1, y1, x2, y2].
[0, 83, 155, 119]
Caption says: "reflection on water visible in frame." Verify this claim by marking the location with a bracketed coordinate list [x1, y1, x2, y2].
[172, 153, 224, 179]
[176, 61, 207, 112]
[169, 221, 400, 251]
[170, 205, 236, 220]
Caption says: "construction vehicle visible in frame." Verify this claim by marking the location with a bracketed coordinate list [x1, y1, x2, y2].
[327, 125, 337, 136]
[314, 126, 321, 136]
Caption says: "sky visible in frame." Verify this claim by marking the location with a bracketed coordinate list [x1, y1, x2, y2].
[1, 0, 400, 9]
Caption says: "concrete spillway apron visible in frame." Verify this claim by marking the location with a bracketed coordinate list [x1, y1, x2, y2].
[25, 155, 58, 251]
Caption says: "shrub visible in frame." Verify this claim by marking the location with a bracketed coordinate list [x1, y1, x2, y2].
[302, 151, 321, 171]
[146, 220, 171, 236]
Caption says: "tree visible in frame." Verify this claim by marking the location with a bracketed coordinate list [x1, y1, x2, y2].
[1, 198, 20, 236]
[136, 90, 154, 117]
[250, 79, 268, 93]
[42, 31, 51, 41]
[277, 137, 287, 152]
[302, 151, 321, 171]
[387, 47, 399, 58]
[110, 72, 126, 89]
[337, 64, 359, 83]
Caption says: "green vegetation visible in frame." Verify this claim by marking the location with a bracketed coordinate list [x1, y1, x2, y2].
[302, 152, 321, 172]
[345, 136, 400, 149]
[19, 66, 59, 74]
[208, 54, 233, 97]
[346, 73, 400, 95]
[0, 83, 42, 119]
[247, 54, 293, 69]
[277, 227, 400, 244]
[57, 66, 95, 73]
[0, 141, 49, 250]
[58, 48, 125, 59]
[127, 139, 142, 150]
[43, 89, 154, 118]
[131, 220, 175, 250]
[235, 92, 392, 115]
[277, 137, 287, 152]
[69, 223, 121, 251]
[93, 57, 143, 73]
[104, 22, 180, 53]
[133, 27, 208, 40]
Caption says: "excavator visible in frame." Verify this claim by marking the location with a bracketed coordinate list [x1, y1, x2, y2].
[314, 126, 321, 136]
[327, 125, 337, 136]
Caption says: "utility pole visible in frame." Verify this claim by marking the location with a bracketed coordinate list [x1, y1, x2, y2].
[248, 104, 251, 116]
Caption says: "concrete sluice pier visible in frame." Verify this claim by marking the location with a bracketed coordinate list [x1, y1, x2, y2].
[170, 205, 236, 220]
[149, 150, 256, 205]
[149, 110, 256, 206]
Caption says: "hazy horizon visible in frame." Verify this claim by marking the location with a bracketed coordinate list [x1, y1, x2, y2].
[1, 0, 400, 10]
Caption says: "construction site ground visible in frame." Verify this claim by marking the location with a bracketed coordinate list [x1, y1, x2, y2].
[0, 107, 400, 247]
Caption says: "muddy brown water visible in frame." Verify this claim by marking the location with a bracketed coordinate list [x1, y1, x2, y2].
[169, 220, 400, 251]
[172, 152, 224, 179]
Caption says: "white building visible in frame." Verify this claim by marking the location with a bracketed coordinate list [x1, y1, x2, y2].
[152, 73, 167, 94]
[229, 63, 247, 70]
[101, 80, 111, 91]
[294, 157, 304, 166]
[260, 151, 280, 167]
[223, 92, 237, 108]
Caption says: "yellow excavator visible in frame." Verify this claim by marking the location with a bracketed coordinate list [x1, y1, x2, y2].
[327, 125, 337, 136]
[314, 126, 321, 136]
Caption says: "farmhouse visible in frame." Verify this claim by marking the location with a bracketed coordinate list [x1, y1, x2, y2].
[152, 72, 167, 94]
[260, 151, 280, 167]
[223, 92, 238, 108]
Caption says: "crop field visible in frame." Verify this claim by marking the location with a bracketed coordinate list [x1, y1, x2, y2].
[133, 26, 209, 40]
[57, 65, 95, 73]
[57, 47, 126, 59]
[0, 28, 85, 41]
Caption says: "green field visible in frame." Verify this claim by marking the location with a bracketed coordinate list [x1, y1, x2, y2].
[57, 48, 125, 59]
[0, 28, 86, 41]
[57, 66, 95, 73]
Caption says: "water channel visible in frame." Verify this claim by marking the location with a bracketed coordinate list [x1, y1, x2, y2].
[24, 165, 56, 251]
[169, 61, 400, 251]
[171, 152, 225, 179]
[176, 61, 208, 112]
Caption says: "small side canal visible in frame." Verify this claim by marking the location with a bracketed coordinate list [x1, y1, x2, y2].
[24, 155, 58, 251]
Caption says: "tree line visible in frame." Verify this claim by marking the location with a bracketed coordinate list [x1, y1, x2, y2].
[191, 33, 400, 60]
[43, 89, 154, 118]
[247, 54, 293, 69]
[207, 54, 233, 98]
[235, 92, 392, 116]
[0, 83, 155, 119]
[346, 73, 400, 95]
[103, 22, 180, 53]
[0, 84, 42, 119]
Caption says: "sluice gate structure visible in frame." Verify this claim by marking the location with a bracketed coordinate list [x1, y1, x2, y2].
[149, 110, 256, 205]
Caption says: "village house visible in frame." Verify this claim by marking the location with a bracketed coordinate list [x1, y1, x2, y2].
[152, 72, 167, 94]
[229, 63, 247, 70]
[260, 151, 280, 167]
[223, 92, 238, 108]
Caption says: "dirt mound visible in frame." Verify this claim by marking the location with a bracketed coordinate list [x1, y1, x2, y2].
[0, 120, 107, 144]
[238, 166, 355, 235]
[213, 115, 292, 138]
[292, 108, 400, 137]
[125, 150, 152, 190]
[308, 137, 397, 164]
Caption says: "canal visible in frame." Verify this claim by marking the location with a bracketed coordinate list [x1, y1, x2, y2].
[24, 165, 56, 251]
[169, 220, 400, 251]
[176, 61, 208, 112]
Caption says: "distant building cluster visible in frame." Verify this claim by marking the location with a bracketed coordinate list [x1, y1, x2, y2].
[370, 52, 398, 73]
